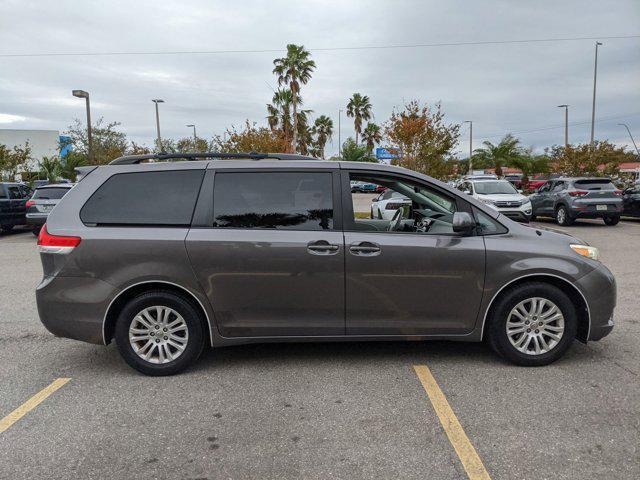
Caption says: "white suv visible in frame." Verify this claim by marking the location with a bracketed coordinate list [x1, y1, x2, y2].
[458, 179, 532, 222]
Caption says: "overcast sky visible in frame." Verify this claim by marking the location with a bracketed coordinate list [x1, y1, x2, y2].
[1, 0, 638, 158]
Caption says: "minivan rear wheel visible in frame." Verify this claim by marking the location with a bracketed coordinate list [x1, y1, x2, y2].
[114, 290, 205, 376]
[486, 282, 577, 366]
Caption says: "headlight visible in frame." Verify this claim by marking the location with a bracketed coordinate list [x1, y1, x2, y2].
[570, 244, 600, 261]
[522, 199, 531, 206]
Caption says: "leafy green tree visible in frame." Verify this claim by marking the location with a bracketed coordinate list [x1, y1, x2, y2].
[312, 115, 334, 159]
[508, 152, 550, 189]
[383, 101, 459, 179]
[547, 141, 634, 177]
[346, 93, 372, 145]
[66, 118, 128, 165]
[472, 134, 523, 176]
[0, 142, 32, 181]
[273, 44, 316, 153]
[340, 138, 376, 162]
[362, 123, 382, 154]
[58, 152, 87, 182]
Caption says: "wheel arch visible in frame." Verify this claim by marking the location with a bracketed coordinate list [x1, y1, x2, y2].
[480, 273, 591, 342]
[103, 280, 213, 346]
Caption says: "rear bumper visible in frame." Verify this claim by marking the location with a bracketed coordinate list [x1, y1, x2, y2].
[36, 275, 118, 345]
[570, 204, 623, 219]
[575, 265, 616, 341]
[26, 213, 47, 227]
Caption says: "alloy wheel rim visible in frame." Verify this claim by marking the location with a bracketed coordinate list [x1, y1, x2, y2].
[557, 208, 565, 223]
[129, 306, 189, 364]
[506, 297, 565, 355]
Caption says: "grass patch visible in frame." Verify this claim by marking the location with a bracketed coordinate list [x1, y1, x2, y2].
[354, 212, 371, 219]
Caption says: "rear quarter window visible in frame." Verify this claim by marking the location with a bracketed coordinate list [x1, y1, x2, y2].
[80, 170, 205, 226]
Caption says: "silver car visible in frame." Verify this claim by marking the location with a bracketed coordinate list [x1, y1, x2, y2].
[36, 153, 616, 375]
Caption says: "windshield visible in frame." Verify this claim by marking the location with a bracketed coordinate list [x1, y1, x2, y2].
[473, 181, 518, 195]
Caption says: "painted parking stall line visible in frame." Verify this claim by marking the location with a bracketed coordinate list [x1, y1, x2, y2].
[413, 365, 491, 480]
[0, 378, 71, 434]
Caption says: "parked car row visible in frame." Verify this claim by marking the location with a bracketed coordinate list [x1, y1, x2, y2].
[0, 182, 73, 235]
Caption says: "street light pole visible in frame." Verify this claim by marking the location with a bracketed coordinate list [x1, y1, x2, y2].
[558, 105, 569, 148]
[72, 90, 92, 162]
[338, 109, 342, 158]
[463, 120, 472, 173]
[590, 42, 603, 148]
[152, 99, 164, 151]
[186, 124, 197, 143]
[618, 123, 640, 157]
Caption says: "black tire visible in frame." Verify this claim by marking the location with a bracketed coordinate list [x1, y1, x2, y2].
[529, 214, 537, 221]
[377, 208, 383, 219]
[555, 205, 574, 226]
[486, 282, 577, 366]
[370, 208, 374, 219]
[1, 224, 13, 233]
[603, 216, 619, 226]
[114, 290, 206, 376]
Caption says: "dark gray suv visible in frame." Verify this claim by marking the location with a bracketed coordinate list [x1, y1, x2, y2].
[530, 177, 623, 226]
[36, 153, 616, 375]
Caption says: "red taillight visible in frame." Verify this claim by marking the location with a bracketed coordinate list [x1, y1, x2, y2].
[614, 190, 623, 196]
[37, 224, 81, 254]
[25, 200, 35, 208]
[568, 190, 589, 197]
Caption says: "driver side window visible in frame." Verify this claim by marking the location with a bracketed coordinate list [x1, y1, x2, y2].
[346, 172, 458, 235]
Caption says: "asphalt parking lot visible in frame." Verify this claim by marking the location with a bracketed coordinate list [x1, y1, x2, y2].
[1, 219, 639, 480]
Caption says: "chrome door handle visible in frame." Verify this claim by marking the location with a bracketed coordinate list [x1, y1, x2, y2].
[349, 242, 381, 256]
[307, 241, 340, 255]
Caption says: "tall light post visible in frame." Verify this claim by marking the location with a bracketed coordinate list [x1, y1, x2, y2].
[186, 124, 197, 143]
[72, 90, 92, 162]
[558, 105, 569, 148]
[152, 99, 164, 151]
[590, 42, 603, 148]
[338, 109, 343, 158]
[463, 120, 473, 173]
[618, 123, 640, 157]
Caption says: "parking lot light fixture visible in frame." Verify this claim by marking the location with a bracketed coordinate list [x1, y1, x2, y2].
[558, 105, 569, 148]
[186, 124, 197, 144]
[72, 90, 92, 162]
[152, 99, 164, 152]
[463, 120, 472, 173]
[618, 123, 640, 157]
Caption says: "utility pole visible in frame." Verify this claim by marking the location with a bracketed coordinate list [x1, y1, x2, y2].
[338, 109, 342, 158]
[186, 124, 197, 143]
[558, 105, 569, 148]
[590, 42, 603, 148]
[72, 90, 92, 162]
[152, 99, 164, 151]
[618, 123, 640, 157]
[463, 120, 473, 173]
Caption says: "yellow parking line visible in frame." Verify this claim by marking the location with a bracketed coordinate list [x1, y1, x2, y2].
[0, 378, 71, 434]
[413, 366, 491, 480]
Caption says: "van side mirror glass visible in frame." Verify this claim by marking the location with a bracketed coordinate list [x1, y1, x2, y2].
[452, 211, 476, 234]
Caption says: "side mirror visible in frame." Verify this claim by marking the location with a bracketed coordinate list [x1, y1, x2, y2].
[517, 189, 523, 194]
[452, 211, 476, 235]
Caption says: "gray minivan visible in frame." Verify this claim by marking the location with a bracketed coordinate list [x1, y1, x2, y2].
[36, 153, 616, 375]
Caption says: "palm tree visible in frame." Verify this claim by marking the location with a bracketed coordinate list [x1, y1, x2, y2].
[346, 93, 372, 145]
[362, 123, 382, 154]
[273, 44, 316, 153]
[472, 134, 523, 176]
[266, 88, 295, 145]
[313, 115, 333, 159]
[39, 156, 61, 182]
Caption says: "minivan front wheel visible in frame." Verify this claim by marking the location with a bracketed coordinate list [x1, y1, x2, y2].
[115, 290, 205, 376]
[487, 282, 577, 366]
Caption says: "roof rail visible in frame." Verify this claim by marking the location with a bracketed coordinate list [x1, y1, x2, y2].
[109, 152, 320, 165]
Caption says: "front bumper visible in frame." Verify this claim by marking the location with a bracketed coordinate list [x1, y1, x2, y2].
[36, 275, 118, 345]
[496, 204, 532, 223]
[575, 264, 616, 341]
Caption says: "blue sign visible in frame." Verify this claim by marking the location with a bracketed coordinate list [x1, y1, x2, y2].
[59, 135, 72, 158]
[376, 147, 399, 160]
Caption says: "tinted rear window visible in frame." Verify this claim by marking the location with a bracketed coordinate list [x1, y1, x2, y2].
[573, 179, 615, 190]
[32, 187, 70, 200]
[213, 172, 334, 230]
[81, 170, 204, 226]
